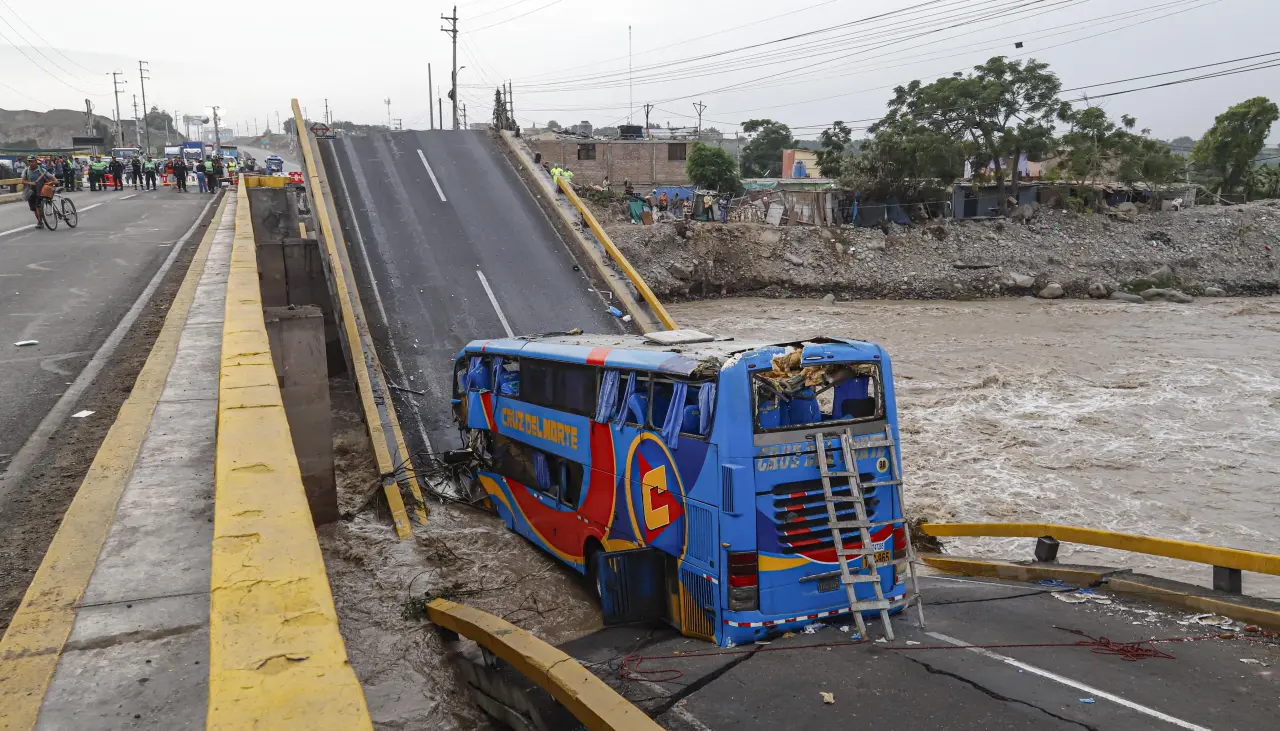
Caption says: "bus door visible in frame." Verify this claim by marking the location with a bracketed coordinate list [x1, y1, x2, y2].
[677, 497, 720, 642]
[596, 548, 666, 625]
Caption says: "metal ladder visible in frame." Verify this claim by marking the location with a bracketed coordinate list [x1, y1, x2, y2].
[812, 425, 926, 641]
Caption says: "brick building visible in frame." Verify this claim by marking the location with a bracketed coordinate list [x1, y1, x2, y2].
[526, 137, 691, 187]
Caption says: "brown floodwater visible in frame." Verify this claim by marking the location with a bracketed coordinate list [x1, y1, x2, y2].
[671, 295, 1280, 599]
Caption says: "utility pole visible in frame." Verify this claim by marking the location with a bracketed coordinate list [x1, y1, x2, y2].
[275, 110, 281, 137]
[212, 106, 222, 153]
[507, 81, 515, 134]
[628, 25, 633, 123]
[254, 116, 259, 136]
[138, 60, 151, 153]
[438, 98, 443, 131]
[428, 64, 434, 130]
[84, 99, 98, 155]
[324, 98, 330, 126]
[441, 5, 458, 130]
[132, 95, 141, 147]
[462, 104, 467, 129]
[643, 103, 654, 136]
[693, 101, 706, 134]
[112, 71, 126, 146]
[385, 97, 391, 130]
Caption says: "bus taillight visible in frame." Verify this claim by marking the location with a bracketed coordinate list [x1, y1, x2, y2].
[727, 551, 759, 611]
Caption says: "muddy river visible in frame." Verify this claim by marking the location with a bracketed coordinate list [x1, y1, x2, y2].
[672, 296, 1280, 599]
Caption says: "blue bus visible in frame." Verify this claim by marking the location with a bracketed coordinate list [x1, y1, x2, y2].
[453, 331, 912, 646]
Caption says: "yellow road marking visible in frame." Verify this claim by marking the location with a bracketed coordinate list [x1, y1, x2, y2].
[920, 522, 1280, 575]
[206, 180, 371, 729]
[0, 195, 227, 731]
[427, 599, 663, 731]
[291, 99, 418, 537]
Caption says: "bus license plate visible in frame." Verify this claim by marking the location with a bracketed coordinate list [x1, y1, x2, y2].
[818, 576, 839, 593]
[866, 550, 891, 567]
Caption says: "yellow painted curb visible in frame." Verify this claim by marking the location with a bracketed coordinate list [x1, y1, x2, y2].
[920, 522, 1280, 575]
[206, 180, 372, 730]
[920, 555, 1107, 586]
[292, 100, 420, 538]
[427, 599, 662, 731]
[556, 176, 677, 331]
[0, 195, 226, 731]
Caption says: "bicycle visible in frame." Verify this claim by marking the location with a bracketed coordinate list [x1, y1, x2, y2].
[39, 187, 78, 231]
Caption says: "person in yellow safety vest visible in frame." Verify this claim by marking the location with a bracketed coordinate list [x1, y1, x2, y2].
[550, 164, 562, 179]
[88, 156, 106, 191]
[226, 158, 236, 177]
[560, 167, 574, 185]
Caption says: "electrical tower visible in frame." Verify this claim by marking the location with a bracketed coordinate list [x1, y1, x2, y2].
[138, 61, 151, 153]
[441, 6, 458, 130]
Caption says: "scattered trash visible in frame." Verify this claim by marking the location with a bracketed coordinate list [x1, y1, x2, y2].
[13, 340, 38, 347]
[71, 410, 94, 418]
[622, 314, 633, 323]
[781, 632, 795, 639]
[1054, 592, 1089, 604]
[1038, 579, 1070, 588]
[1092, 598, 1113, 605]
[572, 265, 580, 271]
[905, 641, 921, 646]
[1244, 625, 1261, 633]
[820, 692, 835, 705]
[850, 633, 862, 641]
[1191, 614, 1233, 627]
[607, 306, 623, 317]
[802, 623, 824, 635]
[724, 638, 736, 649]
[1240, 659, 1265, 665]
[1079, 698, 1095, 704]
[755, 640, 772, 646]
[838, 625, 849, 633]
[875, 638, 888, 644]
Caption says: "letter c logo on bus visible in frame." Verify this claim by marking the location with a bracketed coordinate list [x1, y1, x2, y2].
[624, 433, 686, 549]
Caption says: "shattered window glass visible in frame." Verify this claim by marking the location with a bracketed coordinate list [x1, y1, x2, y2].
[752, 350, 882, 433]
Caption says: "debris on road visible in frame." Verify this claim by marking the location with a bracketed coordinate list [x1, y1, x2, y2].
[820, 692, 835, 704]
[1079, 698, 1096, 704]
[14, 340, 38, 347]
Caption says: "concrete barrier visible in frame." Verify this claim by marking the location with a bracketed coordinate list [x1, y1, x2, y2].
[291, 99, 427, 538]
[427, 599, 662, 731]
[206, 179, 372, 729]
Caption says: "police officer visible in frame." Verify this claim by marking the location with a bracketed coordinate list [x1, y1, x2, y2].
[130, 156, 143, 189]
[61, 157, 76, 191]
[143, 156, 158, 190]
[110, 157, 125, 190]
[172, 156, 188, 192]
[88, 156, 103, 191]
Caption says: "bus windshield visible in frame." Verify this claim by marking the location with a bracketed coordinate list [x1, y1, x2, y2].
[752, 354, 882, 432]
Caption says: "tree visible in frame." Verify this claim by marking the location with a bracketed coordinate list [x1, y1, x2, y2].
[595, 126, 619, 138]
[740, 119, 794, 177]
[816, 121, 852, 178]
[1058, 106, 1135, 184]
[1192, 96, 1280, 193]
[1117, 132, 1185, 189]
[145, 106, 172, 133]
[881, 56, 1063, 213]
[846, 116, 965, 197]
[546, 120, 562, 131]
[685, 141, 742, 193]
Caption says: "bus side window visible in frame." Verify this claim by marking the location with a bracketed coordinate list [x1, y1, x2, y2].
[648, 380, 674, 431]
[489, 434, 538, 488]
[453, 357, 468, 398]
[466, 356, 491, 392]
[624, 373, 650, 427]
[679, 382, 714, 437]
[497, 358, 521, 396]
[562, 460, 584, 508]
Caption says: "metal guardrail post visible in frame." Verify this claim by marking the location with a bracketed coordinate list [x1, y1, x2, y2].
[1213, 566, 1243, 594]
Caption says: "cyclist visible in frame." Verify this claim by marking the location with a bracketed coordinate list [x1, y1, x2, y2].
[21, 156, 57, 227]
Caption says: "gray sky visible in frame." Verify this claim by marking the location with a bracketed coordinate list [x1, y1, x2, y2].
[2, 0, 1278, 141]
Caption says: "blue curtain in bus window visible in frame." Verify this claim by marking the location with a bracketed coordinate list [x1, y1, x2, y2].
[661, 382, 687, 448]
[595, 370, 620, 423]
[698, 382, 716, 436]
[612, 371, 637, 426]
[464, 356, 483, 391]
[490, 356, 504, 392]
[533, 451, 551, 492]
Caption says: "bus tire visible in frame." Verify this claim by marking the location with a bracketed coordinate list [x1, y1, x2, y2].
[583, 539, 604, 603]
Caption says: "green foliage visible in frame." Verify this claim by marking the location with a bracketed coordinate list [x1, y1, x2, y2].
[872, 56, 1062, 212]
[816, 121, 852, 178]
[546, 120, 562, 130]
[843, 116, 965, 197]
[685, 141, 742, 193]
[1244, 164, 1280, 200]
[1192, 96, 1280, 193]
[740, 118, 795, 177]
[1117, 134, 1186, 187]
[1058, 106, 1134, 183]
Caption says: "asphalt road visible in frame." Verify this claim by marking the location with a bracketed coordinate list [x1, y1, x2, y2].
[235, 145, 302, 174]
[0, 187, 214, 484]
[321, 130, 622, 451]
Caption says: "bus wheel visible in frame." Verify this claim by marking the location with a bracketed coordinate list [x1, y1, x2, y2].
[584, 540, 604, 603]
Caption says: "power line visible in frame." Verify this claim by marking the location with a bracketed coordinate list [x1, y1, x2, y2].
[0, 25, 107, 96]
[467, 0, 537, 21]
[468, 0, 566, 33]
[0, 0, 100, 76]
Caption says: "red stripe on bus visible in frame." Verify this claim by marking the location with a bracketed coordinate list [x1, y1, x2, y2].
[586, 347, 612, 366]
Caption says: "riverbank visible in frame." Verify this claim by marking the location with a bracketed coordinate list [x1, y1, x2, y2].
[600, 199, 1280, 302]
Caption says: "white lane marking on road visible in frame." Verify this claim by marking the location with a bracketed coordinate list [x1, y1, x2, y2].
[476, 270, 514, 338]
[78, 203, 103, 212]
[925, 632, 1211, 730]
[416, 149, 447, 202]
[0, 224, 36, 238]
[119, 194, 137, 200]
[333, 140, 434, 455]
[0, 194, 218, 503]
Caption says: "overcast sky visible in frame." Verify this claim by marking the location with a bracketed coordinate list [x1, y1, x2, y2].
[2, 0, 1277, 141]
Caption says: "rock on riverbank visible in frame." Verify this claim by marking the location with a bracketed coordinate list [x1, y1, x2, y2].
[602, 200, 1280, 301]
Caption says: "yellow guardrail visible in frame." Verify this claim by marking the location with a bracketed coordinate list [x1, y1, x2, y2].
[292, 98, 426, 539]
[556, 176, 678, 331]
[426, 599, 662, 731]
[207, 179, 373, 729]
[920, 522, 1280, 575]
